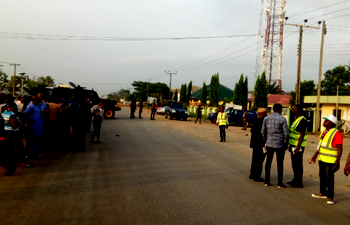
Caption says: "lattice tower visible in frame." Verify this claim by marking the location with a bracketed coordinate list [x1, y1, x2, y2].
[262, 0, 286, 90]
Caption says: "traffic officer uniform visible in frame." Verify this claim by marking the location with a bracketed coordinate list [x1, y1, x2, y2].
[288, 116, 308, 187]
[217, 111, 228, 142]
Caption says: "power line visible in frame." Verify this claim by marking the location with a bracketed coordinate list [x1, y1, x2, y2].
[171, 36, 255, 71]
[306, 7, 350, 20]
[0, 32, 259, 41]
[288, 0, 349, 18]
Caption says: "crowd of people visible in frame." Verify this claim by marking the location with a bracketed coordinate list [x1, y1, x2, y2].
[0, 92, 105, 176]
[247, 103, 350, 205]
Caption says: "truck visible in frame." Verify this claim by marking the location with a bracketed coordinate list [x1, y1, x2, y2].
[44, 86, 121, 119]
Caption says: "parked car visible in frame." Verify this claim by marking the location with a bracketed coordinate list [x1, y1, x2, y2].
[157, 106, 166, 115]
[156, 103, 166, 109]
[208, 108, 258, 126]
[165, 103, 190, 121]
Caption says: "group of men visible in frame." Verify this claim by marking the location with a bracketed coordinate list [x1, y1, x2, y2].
[129, 99, 156, 120]
[0, 92, 105, 176]
[249, 103, 350, 205]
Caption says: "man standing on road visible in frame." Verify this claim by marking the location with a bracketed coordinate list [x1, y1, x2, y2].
[261, 103, 289, 188]
[249, 108, 267, 182]
[287, 105, 308, 188]
[139, 100, 143, 119]
[195, 105, 202, 124]
[311, 115, 343, 205]
[150, 100, 156, 120]
[216, 106, 228, 142]
[242, 108, 248, 130]
[130, 99, 136, 119]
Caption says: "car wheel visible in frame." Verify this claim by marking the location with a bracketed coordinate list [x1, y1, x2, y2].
[183, 116, 187, 121]
[104, 109, 115, 119]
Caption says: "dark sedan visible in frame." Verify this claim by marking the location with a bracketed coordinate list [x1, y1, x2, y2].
[209, 108, 257, 126]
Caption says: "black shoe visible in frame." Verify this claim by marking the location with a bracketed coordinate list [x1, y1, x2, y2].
[5, 166, 17, 176]
[139, 117, 142, 119]
[278, 183, 286, 188]
[254, 177, 265, 182]
[22, 163, 35, 168]
[286, 180, 294, 185]
[219, 140, 223, 142]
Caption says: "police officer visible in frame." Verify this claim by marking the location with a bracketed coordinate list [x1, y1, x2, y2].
[311, 115, 343, 205]
[216, 106, 228, 142]
[287, 105, 308, 188]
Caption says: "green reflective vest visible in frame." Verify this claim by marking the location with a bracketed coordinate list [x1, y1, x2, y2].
[217, 112, 227, 126]
[289, 116, 308, 147]
[319, 128, 338, 164]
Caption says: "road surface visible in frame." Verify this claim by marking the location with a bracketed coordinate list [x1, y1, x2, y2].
[1, 109, 350, 224]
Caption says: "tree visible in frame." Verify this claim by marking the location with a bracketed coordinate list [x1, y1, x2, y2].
[0, 71, 9, 91]
[131, 81, 169, 101]
[290, 80, 316, 105]
[180, 84, 187, 103]
[242, 76, 248, 109]
[22, 76, 55, 95]
[233, 83, 238, 104]
[187, 81, 192, 103]
[209, 73, 220, 106]
[252, 72, 268, 110]
[173, 89, 178, 102]
[321, 65, 350, 95]
[201, 82, 207, 105]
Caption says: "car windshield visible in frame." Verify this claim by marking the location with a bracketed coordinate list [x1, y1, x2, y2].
[172, 104, 184, 109]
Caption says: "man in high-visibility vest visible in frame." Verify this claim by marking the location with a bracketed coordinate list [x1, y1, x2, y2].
[311, 114, 343, 205]
[287, 105, 308, 188]
[216, 106, 228, 142]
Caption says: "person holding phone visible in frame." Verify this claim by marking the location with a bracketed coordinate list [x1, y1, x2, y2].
[311, 115, 343, 205]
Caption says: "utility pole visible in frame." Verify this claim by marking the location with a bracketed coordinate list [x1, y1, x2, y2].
[146, 78, 151, 103]
[19, 72, 26, 95]
[165, 70, 177, 100]
[284, 22, 320, 104]
[315, 21, 326, 133]
[296, 26, 303, 105]
[10, 63, 20, 96]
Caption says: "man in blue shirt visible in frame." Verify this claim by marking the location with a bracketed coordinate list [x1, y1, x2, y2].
[24, 96, 42, 158]
[261, 103, 289, 188]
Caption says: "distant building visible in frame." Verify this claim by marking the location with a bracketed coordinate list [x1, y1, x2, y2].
[249, 94, 292, 111]
[190, 84, 233, 106]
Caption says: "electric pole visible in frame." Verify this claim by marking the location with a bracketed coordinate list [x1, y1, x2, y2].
[165, 70, 177, 100]
[284, 22, 320, 104]
[146, 78, 151, 103]
[19, 72, 26, 95]
[10, 63, 20, 96]
[296, 26, 303, 105]
[315, 21, 326, 133]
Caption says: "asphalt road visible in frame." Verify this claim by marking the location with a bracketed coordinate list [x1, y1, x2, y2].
[1, 109, 350, 225]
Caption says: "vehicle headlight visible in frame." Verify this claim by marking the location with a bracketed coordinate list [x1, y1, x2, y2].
[172, 110, 176, 113]
[186, 111, 190, 115]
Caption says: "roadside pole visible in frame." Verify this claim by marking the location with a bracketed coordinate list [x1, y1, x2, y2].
[315, 21, 326, 133]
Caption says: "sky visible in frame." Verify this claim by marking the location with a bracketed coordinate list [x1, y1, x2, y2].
[1, 0, 350, 97]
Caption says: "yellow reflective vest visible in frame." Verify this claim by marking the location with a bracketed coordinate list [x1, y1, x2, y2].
[217, 112, 227, 126]
[289, 116, 308, 147]
[319, 128, 339, 164]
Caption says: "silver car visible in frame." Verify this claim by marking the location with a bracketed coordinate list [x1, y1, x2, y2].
[157, 106, 166, 115]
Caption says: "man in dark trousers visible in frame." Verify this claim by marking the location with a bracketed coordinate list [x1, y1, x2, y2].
[261, 103, 289, 188]
[287, 105, 308, 188]
[150, 100, 156, 120]
[195, 105, 202, 124]
[249, 108, 267, 182]
[139, 100, 143, 119]
[216, 106, 228, 142]
[130, 99, 136, 118]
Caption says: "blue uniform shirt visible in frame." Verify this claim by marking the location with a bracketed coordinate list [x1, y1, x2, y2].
[24, 102, 42, 136]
